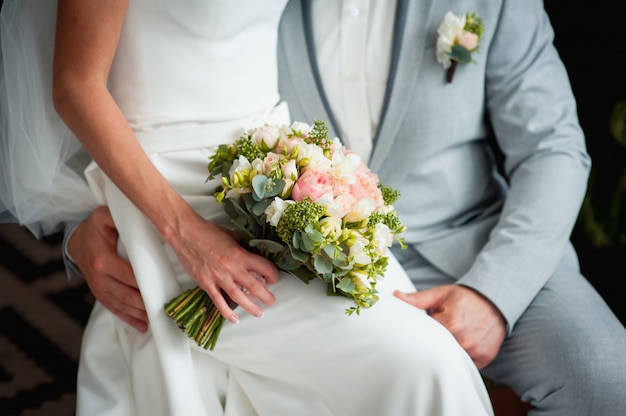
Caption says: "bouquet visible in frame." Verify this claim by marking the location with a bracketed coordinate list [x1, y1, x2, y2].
[165, 120, 406, 350]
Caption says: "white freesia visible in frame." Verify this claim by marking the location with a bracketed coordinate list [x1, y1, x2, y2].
[319, 217, 343, 239]
[350, 270, 372, 290]
[377, 204, 395, 215]
[316, 193, 355, 218]
[331, 149, 360, 185]
[296, 142, 332, 172]
[372, 223, 393, 256]
[251, 158, 264, 174]
[228, 155, 253, 187]
[264, 197, 296, 227]
[280, 178, 295, 198]
[281, 159, 298, 180]
[344, 198, 376, 223]
[350, 235, 372, 265]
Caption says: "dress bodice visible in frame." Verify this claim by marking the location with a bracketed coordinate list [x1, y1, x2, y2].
[109, 0, 288, 131]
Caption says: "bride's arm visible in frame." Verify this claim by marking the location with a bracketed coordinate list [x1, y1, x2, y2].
[52, 0, 278, 322]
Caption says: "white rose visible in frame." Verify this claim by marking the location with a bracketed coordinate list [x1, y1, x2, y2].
[261, 152, 281, 175]
[251, 125, 281, 151]
[290, 121, 312, 136]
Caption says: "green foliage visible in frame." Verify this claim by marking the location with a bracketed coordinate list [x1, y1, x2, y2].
[379, 183, 401, 205]
[579, 99, 626, 248]
[304, 119, 333, 156]
[464, 12, 484, 41]
[449, 44, 473, 64]
[276, 199, 325, 243]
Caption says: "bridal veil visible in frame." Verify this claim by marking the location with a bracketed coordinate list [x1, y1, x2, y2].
[0, 0, 95, 238]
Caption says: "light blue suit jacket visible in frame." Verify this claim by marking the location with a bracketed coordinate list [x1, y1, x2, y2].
[277, 0, 591, 332]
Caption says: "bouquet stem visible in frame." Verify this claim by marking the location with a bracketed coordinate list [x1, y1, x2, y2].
[165, 287, 236, 350]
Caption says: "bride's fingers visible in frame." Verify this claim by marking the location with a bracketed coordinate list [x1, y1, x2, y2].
[222, 282, 266, 318]
[243, 271, 276, 307]
[205, 285, 240, 324]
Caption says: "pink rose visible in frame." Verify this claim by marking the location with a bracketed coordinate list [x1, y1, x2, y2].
[349, 163, 384, 208]
[291, 169, 348, 202]
[457, 31, 478, 51]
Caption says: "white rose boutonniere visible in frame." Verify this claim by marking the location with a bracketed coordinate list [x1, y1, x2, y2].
[436, 11, 484, 83]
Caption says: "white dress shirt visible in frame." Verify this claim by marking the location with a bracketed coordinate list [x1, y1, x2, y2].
[312, 0, 396, 161]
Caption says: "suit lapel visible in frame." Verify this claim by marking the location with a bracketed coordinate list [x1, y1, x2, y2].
[282, 0, 436, 169]
[279, 0, 339, 137]
[369, 0, 436, 172]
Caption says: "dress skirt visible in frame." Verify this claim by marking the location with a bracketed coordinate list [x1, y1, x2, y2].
[77, 104, 494, 416]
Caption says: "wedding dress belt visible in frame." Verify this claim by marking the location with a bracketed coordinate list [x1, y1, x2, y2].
[132, 102, 290, 153]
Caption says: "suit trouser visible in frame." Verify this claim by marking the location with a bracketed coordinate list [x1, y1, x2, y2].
[393, 244, 626, 416]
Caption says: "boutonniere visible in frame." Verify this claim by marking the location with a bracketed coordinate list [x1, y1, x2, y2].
[436, 11, 484, 83]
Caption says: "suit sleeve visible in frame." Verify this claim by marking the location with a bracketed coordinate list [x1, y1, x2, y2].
[457, 0, 591, 332]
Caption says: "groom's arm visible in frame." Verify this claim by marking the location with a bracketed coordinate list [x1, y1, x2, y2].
[457, 0, 590, 329]
[63, 206, 148, 332]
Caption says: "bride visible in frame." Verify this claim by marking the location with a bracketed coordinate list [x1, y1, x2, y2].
[0, 1, 494, 415]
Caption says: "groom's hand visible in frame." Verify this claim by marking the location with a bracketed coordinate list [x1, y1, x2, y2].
[68, 206, 148, 332]
[394, 285, 506, 370]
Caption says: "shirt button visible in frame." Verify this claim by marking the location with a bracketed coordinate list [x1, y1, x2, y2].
[346, 74, 357, 83]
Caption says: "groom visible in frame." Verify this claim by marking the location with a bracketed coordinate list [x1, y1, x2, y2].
[65, 0, 626, 414]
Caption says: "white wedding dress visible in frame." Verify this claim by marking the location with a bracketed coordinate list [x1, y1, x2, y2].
[1, 1, 493, 415]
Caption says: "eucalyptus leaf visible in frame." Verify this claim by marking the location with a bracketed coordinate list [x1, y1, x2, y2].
[276, 258, 301, 271]
[313, 254, 333, 274]
[331, 255, 350, 269]
[449, 44, 472, 64]
[289, 246, 310, 263]
[289, 266, 317, 284]
[323, 244, 338, 259]
[249, 238, 284, 254]
[301, 233, 316, 252]
[231, 220, 257, 242]
[252, 175, 268, 201]
[306, 228, 324, 244]
[252, 199, 272, 217]
[336, 277, 355, 292]
[266, 178, 286, 198]
[333, 267, 351, 277]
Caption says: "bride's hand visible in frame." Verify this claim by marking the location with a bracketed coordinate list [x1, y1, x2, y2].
[170, 214, 279, 324]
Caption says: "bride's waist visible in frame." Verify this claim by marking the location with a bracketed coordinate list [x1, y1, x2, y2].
[131, 102, 290, 153]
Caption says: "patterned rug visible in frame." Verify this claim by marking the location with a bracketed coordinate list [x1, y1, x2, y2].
[0, 223, 94, 416]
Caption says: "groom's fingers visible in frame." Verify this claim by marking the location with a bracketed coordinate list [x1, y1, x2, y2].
[99, 276, 149, 332]
[393, 288, 440, 312]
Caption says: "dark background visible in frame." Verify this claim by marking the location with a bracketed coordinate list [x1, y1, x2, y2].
[545, 1, 626, 324]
